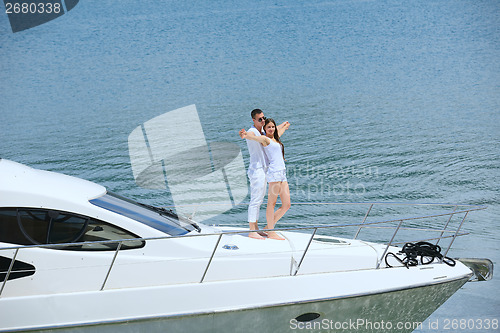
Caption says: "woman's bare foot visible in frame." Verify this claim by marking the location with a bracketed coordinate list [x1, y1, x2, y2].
[249, 231, 266, 239]
[266, 231, 285, 240]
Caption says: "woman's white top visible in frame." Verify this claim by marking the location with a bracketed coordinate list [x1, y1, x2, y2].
[263, 139, 285, 173]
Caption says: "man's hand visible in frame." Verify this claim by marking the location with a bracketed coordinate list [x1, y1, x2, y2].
[278, 121, 291, 137]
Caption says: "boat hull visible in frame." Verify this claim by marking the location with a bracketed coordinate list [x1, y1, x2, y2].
[5, 276, 469, 333]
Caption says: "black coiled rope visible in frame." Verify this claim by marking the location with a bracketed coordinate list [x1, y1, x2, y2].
[385, 241, 456, 268]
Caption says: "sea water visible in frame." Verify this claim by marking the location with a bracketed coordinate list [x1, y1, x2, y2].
[1, 1, 498, 332]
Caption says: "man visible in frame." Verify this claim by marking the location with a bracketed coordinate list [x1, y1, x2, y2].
[239, 109, 290, 239]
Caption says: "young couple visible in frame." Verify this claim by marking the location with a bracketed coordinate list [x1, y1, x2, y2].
[239, 109, 291, 240]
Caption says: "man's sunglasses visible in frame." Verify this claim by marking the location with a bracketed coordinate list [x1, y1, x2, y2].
[257, 117, 266, 122]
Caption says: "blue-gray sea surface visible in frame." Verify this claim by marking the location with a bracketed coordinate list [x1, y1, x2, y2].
[1, 1, 499, 332]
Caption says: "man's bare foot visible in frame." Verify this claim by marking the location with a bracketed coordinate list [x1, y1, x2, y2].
[266, 231, 285, 240]
[257, 231, 268, 237]
[249, 231, 266, 239]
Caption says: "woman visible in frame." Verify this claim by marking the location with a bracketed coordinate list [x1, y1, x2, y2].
[240, 118, 290, 240]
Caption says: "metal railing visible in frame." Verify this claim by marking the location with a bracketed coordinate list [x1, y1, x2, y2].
[0, 202, 486, 297]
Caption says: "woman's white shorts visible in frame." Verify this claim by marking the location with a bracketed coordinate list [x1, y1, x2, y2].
[267, 169, 287, 183]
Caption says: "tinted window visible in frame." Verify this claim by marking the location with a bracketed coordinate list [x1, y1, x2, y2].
[0, 208, 144, 251]
[90, 192, 191, 236]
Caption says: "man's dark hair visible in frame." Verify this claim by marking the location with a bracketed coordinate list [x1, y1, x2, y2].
[251, 109, 263, 119]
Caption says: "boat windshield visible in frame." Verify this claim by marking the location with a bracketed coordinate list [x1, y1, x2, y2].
[89, 192, 196, 236]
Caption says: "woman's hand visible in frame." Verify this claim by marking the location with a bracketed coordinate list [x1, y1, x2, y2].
[240, 129, 269, 146]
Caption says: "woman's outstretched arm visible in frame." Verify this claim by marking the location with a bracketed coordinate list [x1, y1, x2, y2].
[239, 129, 270, 146]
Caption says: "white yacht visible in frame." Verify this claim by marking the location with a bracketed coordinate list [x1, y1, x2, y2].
[0, 159, 492, 332]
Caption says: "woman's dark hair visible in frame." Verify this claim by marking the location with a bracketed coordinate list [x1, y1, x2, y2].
[264, 118, 285, 160]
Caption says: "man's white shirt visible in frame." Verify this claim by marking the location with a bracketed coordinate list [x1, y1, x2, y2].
[246, 126, 269, 172]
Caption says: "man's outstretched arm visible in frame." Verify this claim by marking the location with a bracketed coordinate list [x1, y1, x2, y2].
[277, 121, 290, 137]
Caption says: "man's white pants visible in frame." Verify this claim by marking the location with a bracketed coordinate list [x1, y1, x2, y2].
[248, 168, 267, 222]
